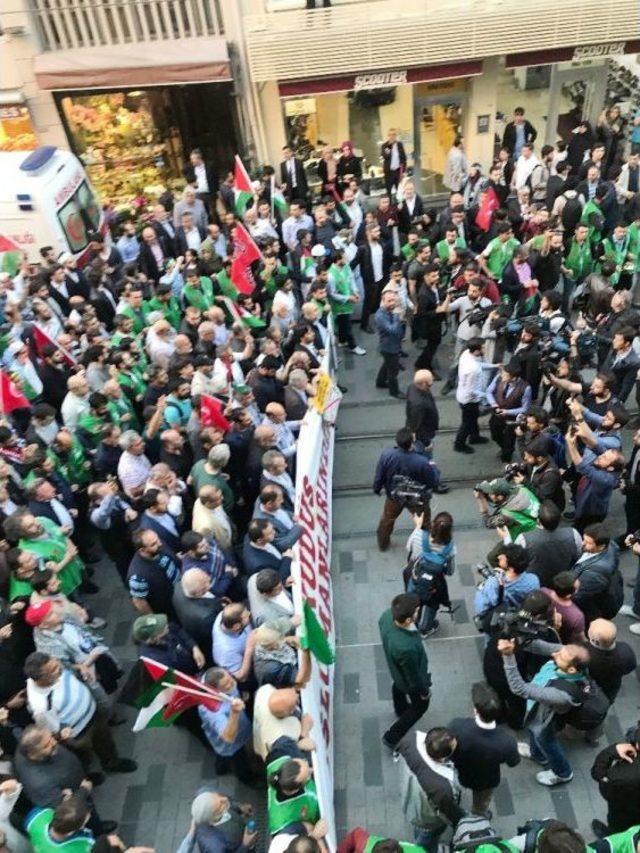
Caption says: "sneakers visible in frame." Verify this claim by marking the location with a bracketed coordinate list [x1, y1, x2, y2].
[350, 346, 366, 355]
[517, 741, 531, 759]
[420, 620, 440, 638]
[629, 623, 640, 635]
[619, 604, 640, 618]
[536, 769, 573, 787]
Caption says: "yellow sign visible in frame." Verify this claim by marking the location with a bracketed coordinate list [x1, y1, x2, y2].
[284, 98, 317, 117]
[313, 372, 332, 413]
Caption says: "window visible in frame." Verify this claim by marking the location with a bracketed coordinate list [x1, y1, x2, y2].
[56, 180, 101, 254]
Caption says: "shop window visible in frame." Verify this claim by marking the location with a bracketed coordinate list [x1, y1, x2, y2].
[496, 65, 552, 153]
[0, 105, 37, 152]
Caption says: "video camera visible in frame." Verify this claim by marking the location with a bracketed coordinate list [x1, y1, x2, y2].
[490, 609, 545, 642]
[466, 305, 493, 327]
[390, 475, 432, 512]
[504, 462, 527, 481]
[475, 562, 499, 581]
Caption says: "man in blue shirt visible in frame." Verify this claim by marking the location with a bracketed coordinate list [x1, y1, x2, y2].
[115, 220, 140, 264]
[566, 423, 625, 532]
[474, 543, 540, 618]
[374, 290, 404, 399]
[199, 667, 259, 784]
[373, 427, 440, 550]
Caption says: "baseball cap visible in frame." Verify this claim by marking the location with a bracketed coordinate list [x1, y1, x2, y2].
[132, 613, 168, 642]
[25, 601, 53, 627]
[480, 478, 515, 497]
[311, 244, 326, 258]
[232, 383, 250, 395]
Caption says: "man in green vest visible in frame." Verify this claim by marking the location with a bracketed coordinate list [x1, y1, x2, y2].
[49, 429, 92, 490]
[589, 824, 640, 853]
[327, 250, 366, 356]
[479, 222, 520, 283]
[184, 266, 216, 312]
[378, 592, 431, 749]
[118, 287, 146, 335]
[143, 282, 182, 330]
[26, 796, 93, 853]
[76, 393, 112, 451]
[601, 222, 636, 287]
[103, 380, 139, 431]
[581, 187, 606, 248]
[562, 223, 594, 284]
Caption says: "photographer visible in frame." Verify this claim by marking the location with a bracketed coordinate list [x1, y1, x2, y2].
[543, 357, 583, 432]
[515, 406, 563, 466]
[473, 543, 539, 622]
[566, 398, 626, 453]
[440, 280, 493, 395]
[566, 423, 625, 532]
[474, 478, 540, 560]
[547, 371, 617, 418]
[373, 427, 439, 552]
[600, 327, 640, 404]
[498, 638, 592, 787]
[486, 361, 532, 463]
[511, 323, 543, 400]
[405, 511, 456, 638]
[519, 437, 565, 511]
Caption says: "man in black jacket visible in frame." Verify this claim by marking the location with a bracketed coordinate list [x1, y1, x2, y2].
[520, 437, 565, 511]
[138, 226, 169, 284]
[280, 145, 308, 201]
[511, 324, 542, 399]
[406, 370, 439, 452]
[449, 682, 519, 817]
[359, 223, 393, 333]
[381, 128, 407, 197]
[591, 726, 640, 837]
[601, 327, 640, 404]
[502, 107, 537, 157]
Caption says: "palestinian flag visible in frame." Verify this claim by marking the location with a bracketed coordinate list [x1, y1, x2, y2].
[0, 234, 22, 278]
[234, 155, 253, 216]
[270, 175, 288, 216]
[300, 599, 335, 665]
[33, 325, 77, 367]
[132, 657, 220, 732]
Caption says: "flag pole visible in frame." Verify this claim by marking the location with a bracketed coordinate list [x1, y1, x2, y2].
[160, 682, 234, 703]
[270, 174, 275, 220]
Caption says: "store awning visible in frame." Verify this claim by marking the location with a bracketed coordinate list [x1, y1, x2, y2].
[34, 37, 231, 91]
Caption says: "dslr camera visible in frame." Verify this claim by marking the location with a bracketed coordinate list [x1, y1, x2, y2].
[475, 562, 499, 581]
[390, 474, 431, 512]
[490, 609, 543, 642]
[504, 462, 527, 481]
[466, 305, 492, 327]
[628, 530, 640, 546]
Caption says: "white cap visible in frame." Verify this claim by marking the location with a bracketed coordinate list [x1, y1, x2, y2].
[311, 243, 326, 258]
[7, 339, 25, 356]
[58, 251, 72, 264]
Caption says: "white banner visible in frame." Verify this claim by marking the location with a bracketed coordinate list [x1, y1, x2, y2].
[291, 333, 339, 851]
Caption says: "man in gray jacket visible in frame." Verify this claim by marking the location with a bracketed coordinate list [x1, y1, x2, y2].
[498, 638, 591, 787]
[247, 569, 295, 627]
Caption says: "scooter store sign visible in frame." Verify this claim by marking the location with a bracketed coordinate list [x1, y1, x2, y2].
[353, 70, 407, 91]
[572, 42, 625, 61]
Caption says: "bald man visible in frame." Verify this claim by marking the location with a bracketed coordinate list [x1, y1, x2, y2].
[192, 485, 234, 550]
[252, 684, 315, 761]
[262, 402, 300, 459]
[406, 369, 448, 493]
[587, 618, 636, 703]
[173, 568, 222, 661]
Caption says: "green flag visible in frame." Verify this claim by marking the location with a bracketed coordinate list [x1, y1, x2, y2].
[300, 599, 335, 665]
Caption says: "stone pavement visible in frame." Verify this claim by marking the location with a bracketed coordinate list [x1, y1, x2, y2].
[331, 334, 640, 845]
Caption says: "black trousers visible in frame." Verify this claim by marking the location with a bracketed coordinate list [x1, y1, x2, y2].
[455, 402, 480, 448]
[361, 279, 383, 329]
[335, 313, 356, 349]
[384, 684, 430, 746]
[385, 168, 402, 197]
[415, 329, 442, 370]
[489, 414, 517, 461]
[376, 353, 400, 396]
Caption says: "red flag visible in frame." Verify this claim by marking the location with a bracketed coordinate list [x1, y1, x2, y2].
[200, 395, 231, 432]
[32, 325, 77, 367]
[475, 185, 500, 232]
[230, 223, 261, 296]
[0, 369, 30, 413]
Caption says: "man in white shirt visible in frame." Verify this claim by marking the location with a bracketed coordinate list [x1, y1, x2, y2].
[282, 202, 314, 252]
[512, 144, 540, 191]
[61, 373, 90, 432]
[253, 684, 314, 761]
[193, 485, 234, 550]
[454, 337, 490, 454]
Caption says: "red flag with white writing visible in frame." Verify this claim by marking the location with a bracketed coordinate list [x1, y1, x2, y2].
[201, 395, 231, 432]
[230, 223, 261, 295]
[0, 369, 30, 413]
[32, 325, 77, 367]
[475, 185, 500, 232]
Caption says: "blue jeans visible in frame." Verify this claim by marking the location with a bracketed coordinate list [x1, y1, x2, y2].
[529, 726, 572, 778]
[415, 824, 445, 853]
[417, 603, 438, 631]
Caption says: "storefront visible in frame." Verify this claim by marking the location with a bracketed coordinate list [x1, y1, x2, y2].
[0, 94, 38, 152]
[34, 39, 240, 211]
[278, 62, 482, 198]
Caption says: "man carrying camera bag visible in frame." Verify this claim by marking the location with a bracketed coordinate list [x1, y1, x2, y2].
[373, 427, 440, 551]
[473, 544, 540, 631]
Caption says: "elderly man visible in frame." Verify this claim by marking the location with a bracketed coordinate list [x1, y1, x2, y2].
[284, 369, 313, 421]
[189, 445, 235, 514]
[147, 319, 175, 369]
[117, 431, 152, 499]
[253, 684, 315, 762]
[245, 424, 278, 505]
[61, 374, 90, 432]
[173, 186, 208, 232]
[193, 485, 234, 550]
[406, 369, 440, 455]
[160, 428, 192, 481]
[172, 567, 223, 660]
[182, 789, 257, 853]
[262, 403, 299, 460]
[252, 620, 311, 688]
[253, 485, 302, 551]
[261, 450, 295, 511]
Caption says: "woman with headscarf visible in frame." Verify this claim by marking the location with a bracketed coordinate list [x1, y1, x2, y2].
[336, 141, 362, 194]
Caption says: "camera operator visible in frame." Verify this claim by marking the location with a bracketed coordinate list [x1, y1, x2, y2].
[498, 638, 592, 786]
[483, 589, 559, 730]
[518, 437, 565, 511]
[511, 323, 543, 400]
[440, 280, 493, 395]
[475, 478, 540, 562]
[566, 428, 625, 532]
[515, 501, 581, 587]
[486, 361, 532, 463]
[599, 327, 640, 404]
[566, 397, 627, 454]
[373, 427, 439, 551]
[515, 405, 564, 467]
[473, 544, 540, 625]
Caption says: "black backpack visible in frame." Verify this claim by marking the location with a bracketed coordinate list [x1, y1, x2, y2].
[599, 566, 624, 619]
[551, 675, 610, 731]
[561, 195, 583, 232]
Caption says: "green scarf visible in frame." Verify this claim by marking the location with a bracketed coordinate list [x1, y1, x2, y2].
[11, 517, 83, 598]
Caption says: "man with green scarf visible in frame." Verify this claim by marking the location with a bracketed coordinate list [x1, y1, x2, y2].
[499, 638, 591, 787]
[184, 266, 216, 312]
[48, 429, 92, 490]
[76, 393, 112, 451]
[143, 282, 182, 329]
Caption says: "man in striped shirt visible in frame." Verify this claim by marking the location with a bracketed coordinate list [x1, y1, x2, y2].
[25, 652, 136, 774]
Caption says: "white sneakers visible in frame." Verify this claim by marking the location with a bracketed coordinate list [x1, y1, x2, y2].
[350, 346, 366, 356]
[629, 623, 640, 635]
[619, 604, 640, 618]
[517, 741, 531, 759]
[536, 770, 573, 787]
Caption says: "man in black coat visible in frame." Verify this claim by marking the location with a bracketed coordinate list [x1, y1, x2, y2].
[381, 128, 407, 197]
[172, 569, 222, 665]
[591, 726, 640, 837]
[502, 107, 537, 156]
[448, 682, 519, 817]
[406, 369, 439, 451]
[37, 345, 71, 412]
[183, 148, 218, 217]
[138, 226, 169, 283]
[359, 223, 393, 333]
[280, 145, 308, 201]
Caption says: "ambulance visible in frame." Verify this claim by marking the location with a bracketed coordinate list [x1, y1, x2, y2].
[0, 145, 103, 267]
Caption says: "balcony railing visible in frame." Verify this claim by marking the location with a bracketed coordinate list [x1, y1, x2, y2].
[32, 0, 224, 51]
[243, 0, 640, 81]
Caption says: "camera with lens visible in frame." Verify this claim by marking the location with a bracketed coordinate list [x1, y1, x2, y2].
[628, 530, 640, 546]
[490, 609, 543, 642]
[466, 306, 492, 327]
[504, 462, 527, 481]
[475, 562, 499, 581]
[390, 474, 431, 512]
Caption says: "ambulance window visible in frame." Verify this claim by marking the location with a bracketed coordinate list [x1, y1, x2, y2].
[56, 181, 101, 253]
